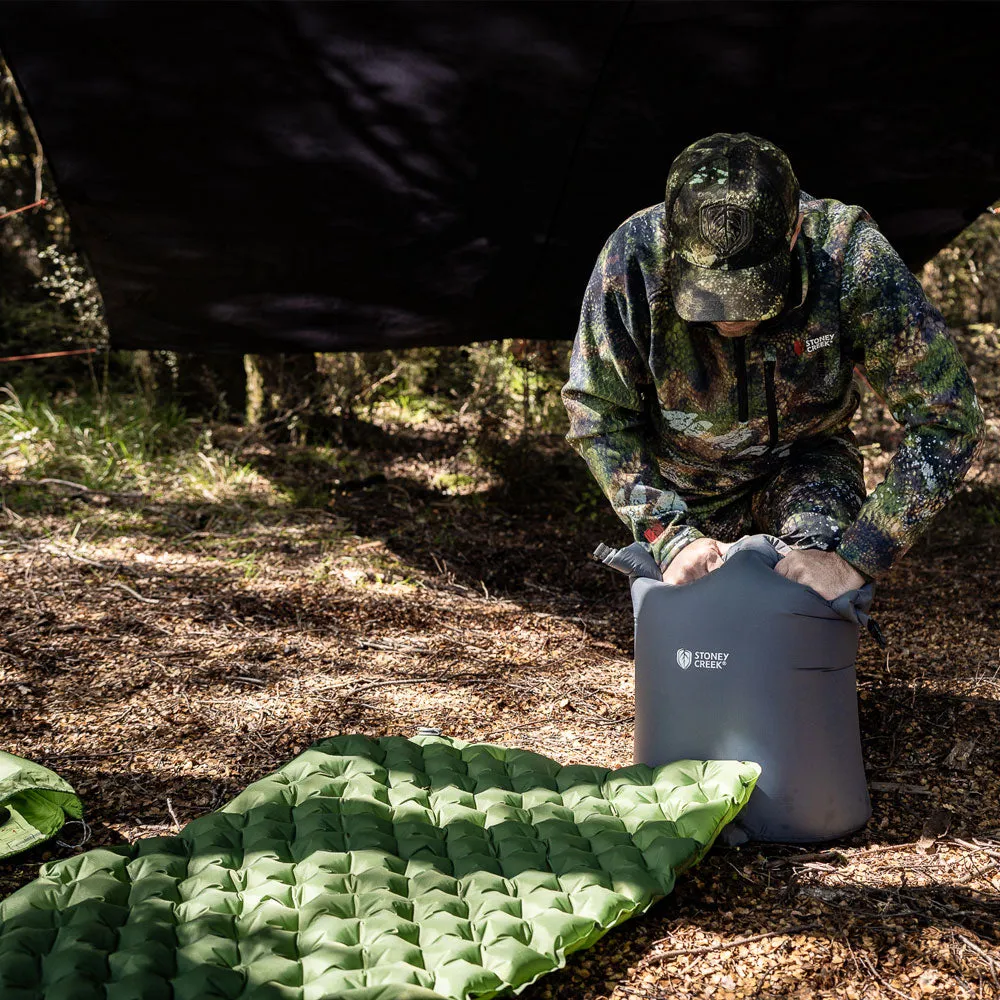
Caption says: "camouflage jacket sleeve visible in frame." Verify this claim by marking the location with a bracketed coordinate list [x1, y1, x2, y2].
[561, 237, 703, 569]
[835, 221, 986, 579]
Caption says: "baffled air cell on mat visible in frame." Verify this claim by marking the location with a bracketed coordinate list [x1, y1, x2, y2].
[599, 534, 876, 843]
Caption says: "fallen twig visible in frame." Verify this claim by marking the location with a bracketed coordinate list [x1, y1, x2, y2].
[42, 747, 177, 760]
[869, 781, 932, 795]
[356, 639, 432, 655]
[483, 717, 555, 739]
[958, 935, 1000, 990]
[26, 477, 145, 501]
[165, 798, 181, 833]
[615, 985, 672, 999]
[641, 923, 821, 964]
[766, 850, 848, 869]
[591, 714, 635, 727]
[857, 953, 919, 1000]
[25, 542, 108, 570]
[325, 671, 483, 698]
[952, 837, 1000, 862]
[103, 582, 160, 604]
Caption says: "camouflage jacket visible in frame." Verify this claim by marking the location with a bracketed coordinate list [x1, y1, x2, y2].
[561, 193, 985, 579]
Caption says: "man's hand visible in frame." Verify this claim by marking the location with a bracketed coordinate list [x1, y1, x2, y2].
[663, 537, 731, 585]
[773, 549, 866, 600]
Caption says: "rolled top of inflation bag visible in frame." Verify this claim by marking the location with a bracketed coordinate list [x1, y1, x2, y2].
[630, 534, 873, 843]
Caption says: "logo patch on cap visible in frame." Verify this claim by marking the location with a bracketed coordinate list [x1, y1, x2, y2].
[699, 202, 753, 258]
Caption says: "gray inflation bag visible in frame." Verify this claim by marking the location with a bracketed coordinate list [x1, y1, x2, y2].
[601, 534, 877, 843]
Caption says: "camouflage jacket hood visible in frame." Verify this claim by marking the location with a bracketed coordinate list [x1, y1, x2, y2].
[561, 192, 985, 578]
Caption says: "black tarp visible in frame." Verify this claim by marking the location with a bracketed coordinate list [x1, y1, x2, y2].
[2, 2, 998, 354]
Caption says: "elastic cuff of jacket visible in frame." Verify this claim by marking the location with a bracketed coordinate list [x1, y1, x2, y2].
[835, 527, 894, 582]
[651, 525, 705, 573]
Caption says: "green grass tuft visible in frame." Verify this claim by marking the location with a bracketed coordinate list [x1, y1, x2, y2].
[0, 385, 274, 505]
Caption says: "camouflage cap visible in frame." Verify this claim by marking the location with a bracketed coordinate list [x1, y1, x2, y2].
[665, 133, 800, 323]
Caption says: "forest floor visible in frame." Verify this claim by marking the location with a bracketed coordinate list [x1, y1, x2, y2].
[2, 325, 999, 999]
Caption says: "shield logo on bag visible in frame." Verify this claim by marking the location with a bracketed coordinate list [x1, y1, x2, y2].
[676, 648, 692, 670]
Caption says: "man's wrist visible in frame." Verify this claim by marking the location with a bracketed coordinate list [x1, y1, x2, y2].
[649, 525, 705, 573]
[838, 554, 868, 590]
[834, 542, 876, 584]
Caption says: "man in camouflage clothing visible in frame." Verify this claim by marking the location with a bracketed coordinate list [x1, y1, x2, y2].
[562, 132, 985, 599]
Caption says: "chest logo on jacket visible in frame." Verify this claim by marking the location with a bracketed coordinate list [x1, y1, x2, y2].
[793, 333, 836, 355]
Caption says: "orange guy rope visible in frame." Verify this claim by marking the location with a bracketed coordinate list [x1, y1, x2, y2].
[0, 347, 98, 364]
[0, 198, 47, 222]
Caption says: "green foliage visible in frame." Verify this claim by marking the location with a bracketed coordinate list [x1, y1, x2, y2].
[431, 471, 477, 495]
[0, 384, 264, 503]
[0, 385, 184, 487]
[921, 203, 1000, 326]
[1, 56, 113, 404]
[35, 244, 108, 345]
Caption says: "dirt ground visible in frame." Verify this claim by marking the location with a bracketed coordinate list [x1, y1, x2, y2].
[2, 327, 999, 999]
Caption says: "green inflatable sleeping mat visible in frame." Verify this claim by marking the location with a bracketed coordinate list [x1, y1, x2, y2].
[0, 735, 759, 1000]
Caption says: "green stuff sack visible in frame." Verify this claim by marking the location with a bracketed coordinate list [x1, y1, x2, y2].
[0, 735, 758, 1000]
[0, 751, 83, 860]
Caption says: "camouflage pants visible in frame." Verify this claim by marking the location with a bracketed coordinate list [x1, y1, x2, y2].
[683, 433, 867, 551]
